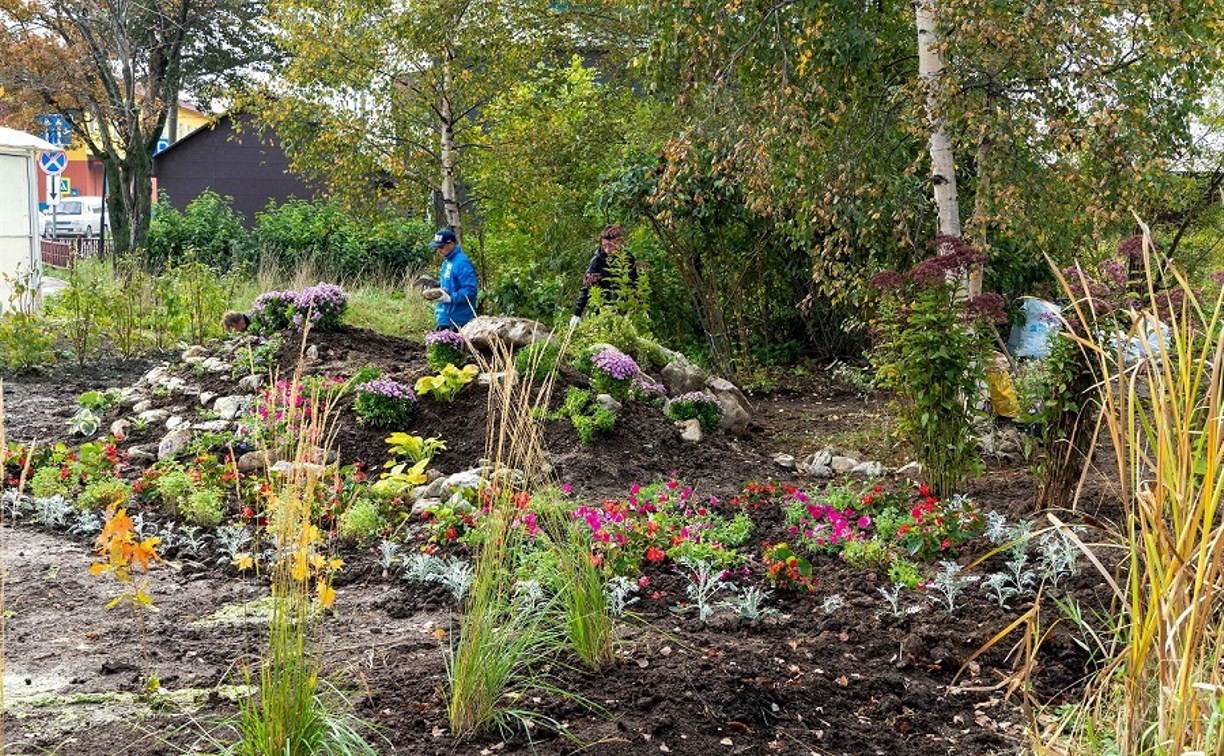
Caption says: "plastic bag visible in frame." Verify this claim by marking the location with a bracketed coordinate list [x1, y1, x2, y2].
[1008, 298, 1061, 359]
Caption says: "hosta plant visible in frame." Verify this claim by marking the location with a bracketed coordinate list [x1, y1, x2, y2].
[416, 363, 479, 403]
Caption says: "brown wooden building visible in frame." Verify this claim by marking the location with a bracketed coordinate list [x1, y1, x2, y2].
[152, 113, 314, 225]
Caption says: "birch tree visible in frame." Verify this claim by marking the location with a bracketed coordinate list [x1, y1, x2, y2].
[253, 0, 623, 240]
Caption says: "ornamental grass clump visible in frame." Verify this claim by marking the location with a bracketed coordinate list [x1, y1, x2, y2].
[425, 329, 468, 371]
[589, 348, 639, 401]
[352, 378, 416, 429]
[665, 391, 723, 433]
[234, 331, 374, 756]
[1036, 227, 1224, 754]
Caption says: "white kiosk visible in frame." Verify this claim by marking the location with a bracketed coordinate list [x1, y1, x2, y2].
[0, 127, 57, 313]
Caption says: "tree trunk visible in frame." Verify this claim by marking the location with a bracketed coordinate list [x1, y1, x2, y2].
[438, 52, 463, 238]
[915, 0, 961, 241]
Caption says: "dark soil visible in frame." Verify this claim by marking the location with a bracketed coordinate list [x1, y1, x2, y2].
[0, 326, 1116, 755]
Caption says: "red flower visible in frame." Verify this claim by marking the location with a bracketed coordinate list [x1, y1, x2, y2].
[918, 483, 931, 497]
[645, 546, 666, 563]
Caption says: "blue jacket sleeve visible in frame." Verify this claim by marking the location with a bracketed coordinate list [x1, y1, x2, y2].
[448, 254, 479, 311]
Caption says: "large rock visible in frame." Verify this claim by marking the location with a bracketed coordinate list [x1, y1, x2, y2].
[192, 420, 230, 433]
[850, 461, 885, 477]
[157, 428, 194, 461]
[594, 394, 622, 413]
[706, 377, 752, 435]
[442, 468, 485, 491]
[238, 374, 265, 392]
[132, 399, 153, 415]
[460, 316, 552, 350]
[661, 361, 705, 395]
[802, 449, 834, 478]
[214, 395, 252, 421]
[773, 453, 796, 470]
[110, 419, 132, 440]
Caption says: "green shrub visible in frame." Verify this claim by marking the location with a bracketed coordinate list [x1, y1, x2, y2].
[153, 468, 195, 513]
[182, 486, 227, 526]
[252, 199, 433, 279]
[888, 558, 923, 589]
[77, 478, 132, 512]
[146, 190, 249, 271]
[353, 378, 417, 428]
[337, 498, 385, 543]
[30, 466, 69, 499]
[665, 391, 723, 433]
[514, 340, 561, 378]
[840, 537, 893, 570]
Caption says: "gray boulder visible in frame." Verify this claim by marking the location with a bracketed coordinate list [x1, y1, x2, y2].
[831, 455, 859, 474]
[706, 377, 752, 434]
[238, 374, 265, 392]
[594, 394, 623, 413]
[461, 316, 552, 350]
[661, 361, 705, 395]
[850, 461, 885, 477]
[772, 453, 796, 470]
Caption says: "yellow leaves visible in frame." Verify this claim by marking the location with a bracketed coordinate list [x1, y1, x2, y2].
[91, 506, 162, 586]
[291, 551, 310, 582]
[315, 579, 335, 609]
[233, 553, 255, 571]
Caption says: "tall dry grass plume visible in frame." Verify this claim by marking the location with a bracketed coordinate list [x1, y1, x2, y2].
[1041, 223, 1224, 753]
[234, 325, 374, 755]
[446, 328, 602, 737]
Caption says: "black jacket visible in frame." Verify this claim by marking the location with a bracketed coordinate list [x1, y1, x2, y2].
[574, 248, 637, 317]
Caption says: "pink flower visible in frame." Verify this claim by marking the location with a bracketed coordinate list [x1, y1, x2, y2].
[857, 516, 871, 529]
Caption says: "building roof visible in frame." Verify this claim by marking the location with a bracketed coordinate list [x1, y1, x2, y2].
[0, 127, 58, 152]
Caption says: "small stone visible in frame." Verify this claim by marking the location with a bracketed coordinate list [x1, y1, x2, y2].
[895, 460, 921, 476]
[117, 387, 144, 408]
[110, 419, 132, 439]
[679, 418, 703, 443]
[166, 415, 188, 431]
[772, 453, 796, 469]
[269, 460, 329, 478]
[199, 391, 217, 408]
[238, 375, 265, 392]
[831, 456, 859, 474]
[661, 361, 705, 395]
[139, 365, 169, 387]
[411, 497, 441, 517]
[132, 399, 153, 414]
[850, 461, 885, 477]
[137, 408, 170, 424]
[305, 344, 320, 360]
[237, 450, 277, 474]
[157, 428, 194, 461]
[477, 372, 505, 387]
[443, 468, 485, 491]
[808, 463, 833, 479]
[594, 394, 622, 412]
[213, 395, 251, 421]
[127, 445, 157, 463]
[191, 420, 230, 433]
[201, 357, 229, 373]
[182, 345, 209, 360]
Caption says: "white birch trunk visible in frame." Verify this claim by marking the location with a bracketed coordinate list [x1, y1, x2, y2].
[915, 0, 962, 243]
[439, 52, 462, 238]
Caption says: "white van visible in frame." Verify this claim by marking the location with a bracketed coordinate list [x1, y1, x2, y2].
[49, 195, 107, 238]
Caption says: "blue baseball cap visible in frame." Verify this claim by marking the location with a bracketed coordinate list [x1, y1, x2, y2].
[429, 229, 458, 247]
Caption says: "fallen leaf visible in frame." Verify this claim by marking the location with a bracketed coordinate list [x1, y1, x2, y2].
[835, 675, 848, 688]
[727, 721, 750, 733]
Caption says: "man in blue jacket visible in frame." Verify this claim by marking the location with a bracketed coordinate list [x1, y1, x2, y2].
[422, 229, 478, 329]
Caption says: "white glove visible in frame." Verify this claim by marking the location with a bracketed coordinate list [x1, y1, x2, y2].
[569, 315, 581, 328]
[422, 288, 451, 303]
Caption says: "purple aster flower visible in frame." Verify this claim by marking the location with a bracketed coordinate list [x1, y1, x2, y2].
[591, 349, 639, 380]
[425, 329, 466, 349]
[356, 378, 417, 402]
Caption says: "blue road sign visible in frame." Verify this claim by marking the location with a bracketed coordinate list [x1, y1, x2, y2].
[35, 114, 71, 146]
[38, 150, 68, 175]
[155, 137, 170, 155]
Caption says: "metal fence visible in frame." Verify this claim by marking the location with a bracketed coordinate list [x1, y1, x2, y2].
[39, 237, 114, 268]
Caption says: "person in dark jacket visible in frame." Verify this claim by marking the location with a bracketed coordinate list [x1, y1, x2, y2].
[570, 225, 635, 327]
[422, 228, 479, 330]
